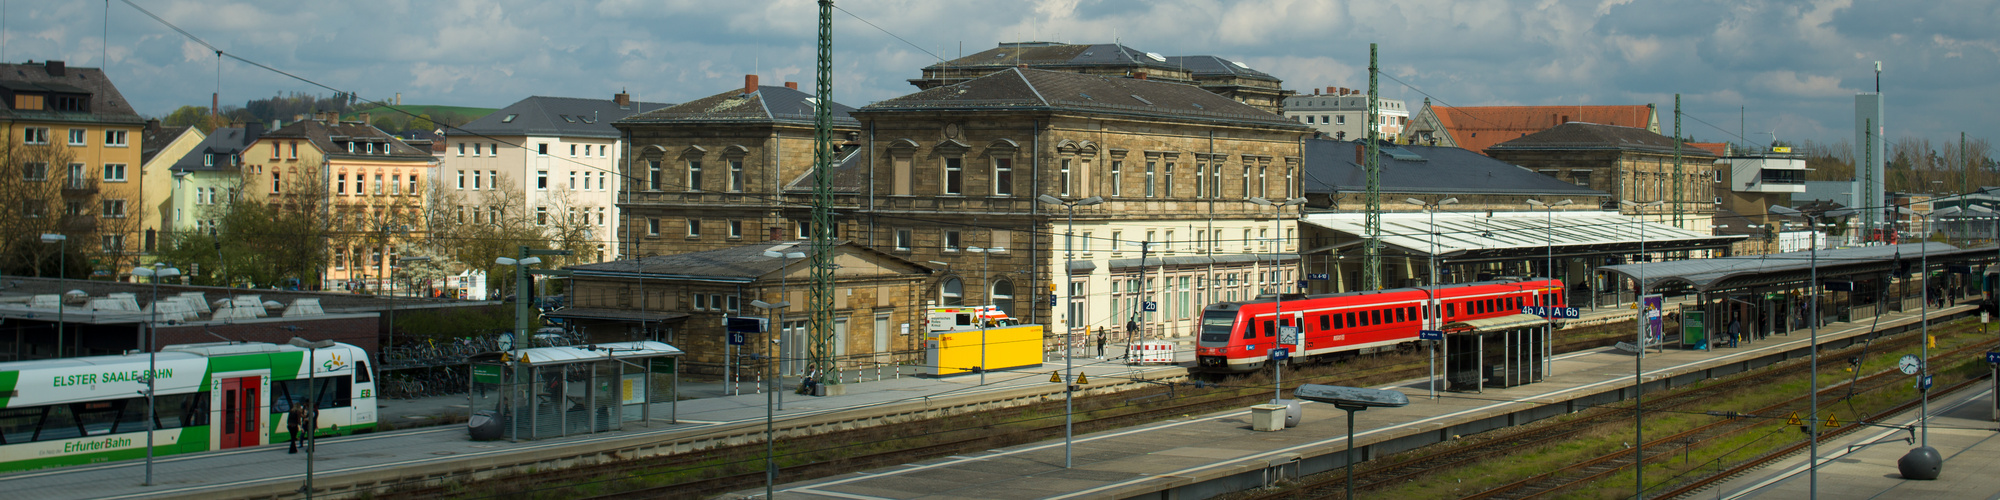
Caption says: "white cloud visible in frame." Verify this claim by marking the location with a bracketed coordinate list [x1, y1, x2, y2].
[1751, 70, 1851, 97]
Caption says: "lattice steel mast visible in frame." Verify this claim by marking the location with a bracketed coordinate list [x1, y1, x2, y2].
[1363, 43, 1383, 290]
[807, 0, 838, 386]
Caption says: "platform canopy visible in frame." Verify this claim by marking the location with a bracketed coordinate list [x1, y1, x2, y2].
[1600, 242, 1997, 293]
[1302, 212, 1742, 261]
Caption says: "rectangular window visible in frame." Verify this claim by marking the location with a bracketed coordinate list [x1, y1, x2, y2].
[1211, 163, 1222, 198]
[992, 158, 1013, 196]
[895, 229, 912, 251]
[1241, 167, 1251, 198]
[337, 174, 348, 195]
[1336, 115, 1346, 125]
[409, 174, 418, 194]
[943, 157, 963, 195]
[537, 143, 548, 156]
[471, 169, 482, 189]
[537, 170, 548, 190]
[373, 174, 385, 195]
[489, 143, 498, 156]
[694, 294, 708, 310]
[1163, 161, 1175, 197]
[101, 199, 127, 218]
[289, 142, 298, 159]
[102, 164, 126, 182]
[729, 220, 743, 239]
[23, 127, 49, 145]
[570, 144, 577, 156]
[687, 160, 702, 192]
[1058, 159, 1073, 197]
[1259, 167, 1269, 198]
[944, 230, 961, 252]
[271, 173, 282, 194]
[1194, 163, 1206, 199]
[647, 160, 662, 190]
[391, 174, 403, 195]
[21, 162, 47, 181]
[568, 171, 577, 190]
[647, 218, 661, 236]
[729, 159, 744, 192]
[456, 171, 465, 189]
[686, 218, 701, 238]
[1110, 160, 1123, 197]
[67, 129, 86, 146]
[892, 156, 912, 195]
[1144, 160, 1157, 197]
[457, 143, 465, 156]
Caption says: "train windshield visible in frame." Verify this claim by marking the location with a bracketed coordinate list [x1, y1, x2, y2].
[1199, 311, 1237, 343]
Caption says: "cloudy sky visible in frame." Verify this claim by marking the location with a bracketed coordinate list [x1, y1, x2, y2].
[6, 0, 1994, 146]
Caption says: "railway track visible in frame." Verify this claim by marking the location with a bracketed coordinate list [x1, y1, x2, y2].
[1234, 323, 1993, 500]
[365, 335, 1630, 499]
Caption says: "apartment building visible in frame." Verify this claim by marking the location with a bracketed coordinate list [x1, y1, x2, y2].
[0, 60, 147, 278]
[241, 116, 436, 289]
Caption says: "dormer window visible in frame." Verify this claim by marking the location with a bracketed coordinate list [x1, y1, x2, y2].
[501, 114, 518, 123]
[204, 154, 214, 167]
[346, 142, 355, 153]
[366, 142, 376, 154]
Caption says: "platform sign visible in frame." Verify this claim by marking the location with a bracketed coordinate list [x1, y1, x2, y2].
[1919, 375, 1934, 391]
[1142, 301, 1158, 312]
[1268, 348, 1289, 361]
[727, 331, 747, 346]
[1297, 280, 1309, 290]
[472, 363, 504, 384]
[1308, 273, 1330, 280]
[1419, 330, 1444, 341]
[726, 317, 767, 333]
[1278, 326, 1301, 346]
[1988, 351, 2000, 365]
[1521, 306, 1581, 319]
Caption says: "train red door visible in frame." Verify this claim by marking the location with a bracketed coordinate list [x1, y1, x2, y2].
[217, 376, 262, 449]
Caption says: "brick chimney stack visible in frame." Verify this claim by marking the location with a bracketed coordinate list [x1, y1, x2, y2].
[1135, 71, 1148, 80]
[745, 74, 760, 94]
[614, 91, 631, 107]
[785, 82, 798, 90]
[45, 60, 65, 76]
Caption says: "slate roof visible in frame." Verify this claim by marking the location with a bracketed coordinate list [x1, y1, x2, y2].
[926, 42, 1186, 75]
[261, 119, 433, 160]
[1163, 55, 1278, 81]
[170, 126, 261, 172]
[1299, 138, 1608, 196]
[457, 96, 669, 139]
[782, 145, 868, 193]
[863, 68, 1306, 129]
[564, 241, 925, 282]
[0, 61, 144, 125]
[617, 85, 857, 128]
[141, 123, 196, 164]
[1428, 105, 1655, 156]
[1486, 122, 1718, 158]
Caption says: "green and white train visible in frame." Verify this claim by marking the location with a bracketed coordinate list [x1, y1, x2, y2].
[0, 341, 377, 473]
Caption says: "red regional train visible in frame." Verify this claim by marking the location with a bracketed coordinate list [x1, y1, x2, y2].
[1195, 278, 1565, 372]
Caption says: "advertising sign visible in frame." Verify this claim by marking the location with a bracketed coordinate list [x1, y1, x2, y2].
[1642, 294, 1665, 346]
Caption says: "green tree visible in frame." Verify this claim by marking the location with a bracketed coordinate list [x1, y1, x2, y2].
[409, 113, 435, 134]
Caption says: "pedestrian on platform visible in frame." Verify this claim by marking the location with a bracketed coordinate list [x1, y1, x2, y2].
[286, 399, 306, 453]
[1728, 317, 1742, 348]
[1096, 334, 1106, 359]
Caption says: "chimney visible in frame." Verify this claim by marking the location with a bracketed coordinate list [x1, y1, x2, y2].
[45, 60, 65, 76]
[1354, 144, 1364, 163]
[769, 226, 784, 242]
[613, 91, 631, 107]
[246, 121, 266, 143]
[1325, 86, 1335, 95]
[212, 93, 220, 120]
[784, 81, 798, 90]
[358, 112, 371, 125]
[1135, 71, 1148, 80]
[744, 74, 760, 94]
[145, 118, 162, 134]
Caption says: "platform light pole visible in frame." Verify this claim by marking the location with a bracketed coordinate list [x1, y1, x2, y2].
[1772, 204, 1855, 498]
[130, 263, 180, 487]
[1250, 196, 1305, 403]
[1405, 197, 1457, 399]
[1619, 199, 1661, 496]
[1527, 198, 1573, 383]
[40, 234, 65, 358]
[750, 298, 789, 500]
[1039, 194, 1103, 469]
[967, 246, 993, 385]
[1901, 205, 1961, 474]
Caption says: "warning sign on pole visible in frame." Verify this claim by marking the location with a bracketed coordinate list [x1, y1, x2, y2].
[1824, 414, 1842, 428]
[1786, 412, 1802, 426]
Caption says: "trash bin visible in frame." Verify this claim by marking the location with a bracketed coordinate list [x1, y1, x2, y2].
[1273, 399, 1302, 428]
[468, 410, 503, 441]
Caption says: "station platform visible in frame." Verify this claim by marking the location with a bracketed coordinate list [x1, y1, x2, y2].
[1707, 381, 2000, 499]
[0, 350, 1191, 500]
[748, 304, 1982, 500]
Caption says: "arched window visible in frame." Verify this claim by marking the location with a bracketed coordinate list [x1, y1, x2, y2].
[941, 277, 963, 306]
[992, 279, 1016, 317]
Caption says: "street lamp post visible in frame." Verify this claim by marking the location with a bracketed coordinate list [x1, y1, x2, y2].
[1771, 204, 1856, 498]
[1900, 205, 1963, 474]
[130, 263, 181, 487]
[1527, 198, 1573, 382]
[496, 249, 570, 442]
[764, 248, 805, 410]
[1249, 196, 1305, 403]
[750, 298, 790, 500]
[1037, 194, 1103, 469]
[1619, 199, 1662, 496]
[967, 246, 992, 385]
[1404, 197, 1457, 399]
[40, 234, 65, 358]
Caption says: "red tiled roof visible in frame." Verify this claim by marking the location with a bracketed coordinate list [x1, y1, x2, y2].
[1686, 142, 1729, 156]
[1431, 105, 1656, 156]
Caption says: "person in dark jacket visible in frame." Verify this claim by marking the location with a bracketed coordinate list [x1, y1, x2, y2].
[287, 400, 309, 453]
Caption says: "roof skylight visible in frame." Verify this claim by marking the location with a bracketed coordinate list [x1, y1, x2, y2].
[501, 114, 518, 123]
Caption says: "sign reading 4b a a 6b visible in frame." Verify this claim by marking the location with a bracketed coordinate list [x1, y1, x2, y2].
[1522, 306, 1581, 319]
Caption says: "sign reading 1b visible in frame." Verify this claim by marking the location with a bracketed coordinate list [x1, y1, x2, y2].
[1522, 306, 1581, 319]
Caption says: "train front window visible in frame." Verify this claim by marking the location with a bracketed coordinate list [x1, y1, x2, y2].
[1201, 311, 1237, 342]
